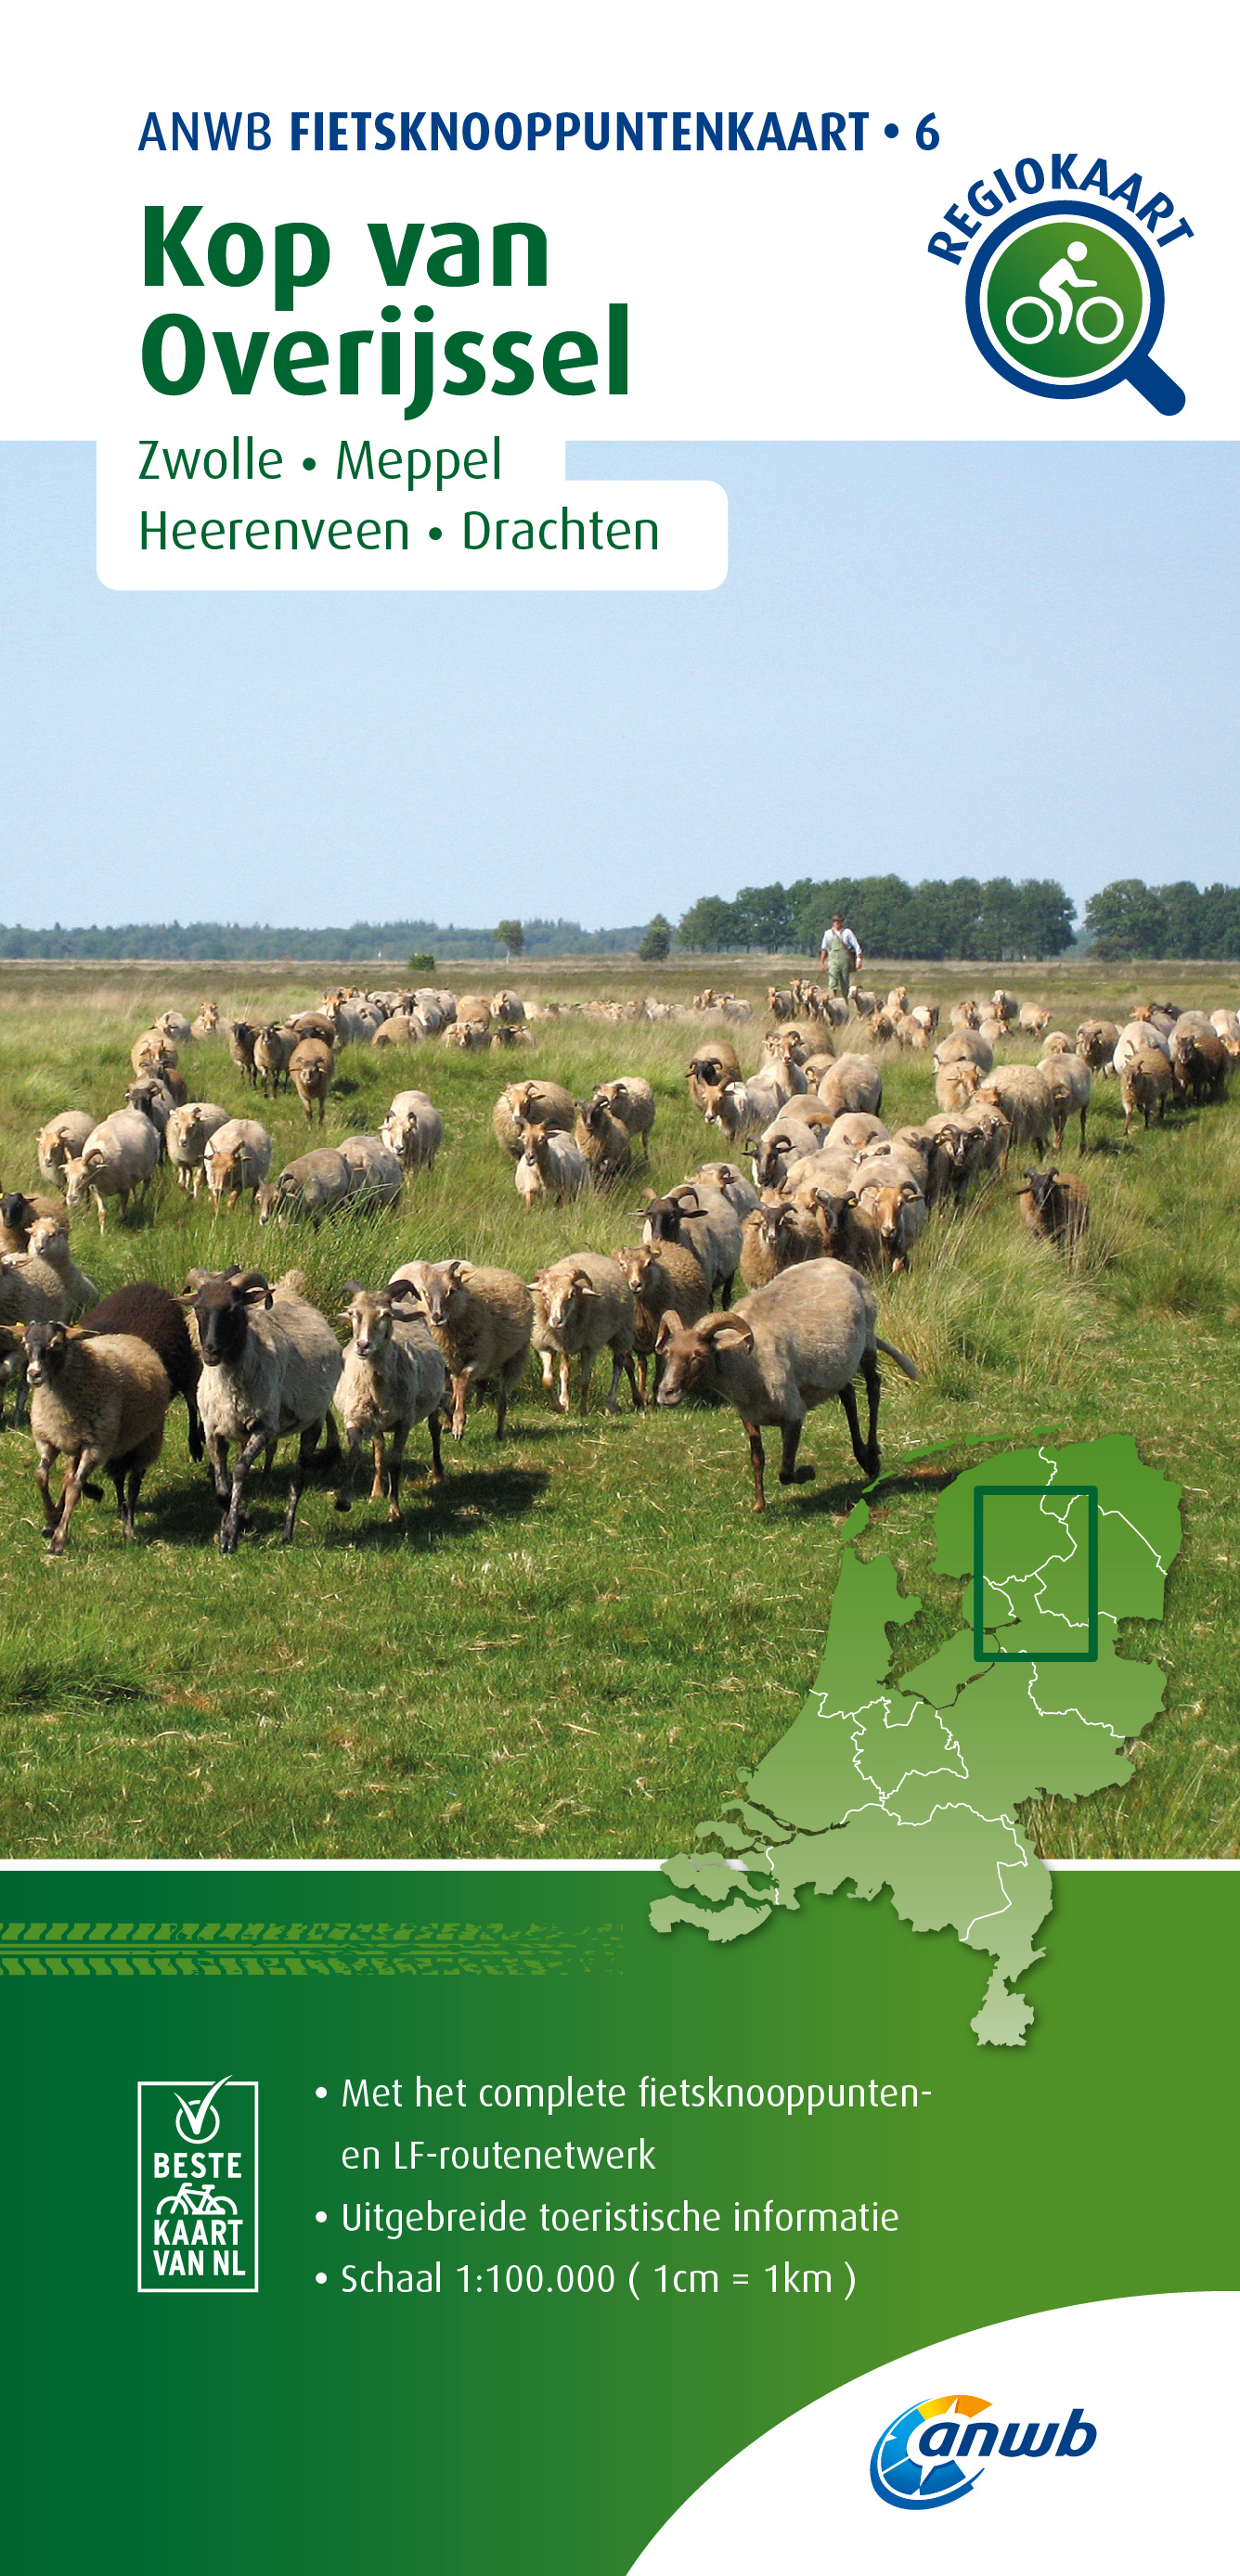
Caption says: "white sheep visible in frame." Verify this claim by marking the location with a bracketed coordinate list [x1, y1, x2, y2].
[515, 1123, 590, 1207]
[165, 1101, 230, 1196]
[529, 1253, 640, 1415]
[37, 1113, 96, 1191]
[381, 1090, 444, 1172]
[333, 1286, 447, 1519]
[63, 1110, 161, 1231]
[256, 1149, 354, 1228]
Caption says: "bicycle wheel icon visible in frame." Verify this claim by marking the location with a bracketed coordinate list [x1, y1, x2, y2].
[1005, 296, 1055, 343]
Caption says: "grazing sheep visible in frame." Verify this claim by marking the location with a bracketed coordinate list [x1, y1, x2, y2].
[228, 1021, 261, 1086]
[381, 1090, 444, 1172]
[805, 1187, 883, 1276]
[63, 1110, 161, 1231]
[1017, 1001, 1052, 1036]
[1040, 1031, 1075, 1054]
[388, 1259, 534, 1442]
[338, 1135, 405, 1209]
[23, 1217, 98, 1315]
[492, 1079, 576, 1156]
[289, 1011, 338, 1050]
[154, 1011, 193, 1048]
[752, 1113, 833, 1190]
[615, 1242, 711, 1397]
[592, 1077, 655, 1160]
[934, 1029, 994, 1074]
[203, 1117, 274, 1213]
[165, 1101, 230, 1196]
[575, 1098, 633, 1186]
[1038, 1051, 1092, 1152]
[1018, 1167, 1090, 1251]
[190, 1002, 220, 1039]
[75, 1279, 204, 1461]
[333, 1287, 446, 1519]
[37, 1113, 96, 1191]
[24, 1320, 173, 1556]
[949, 999, 982, 1030]
[0, 1190, 68, 1253]
[1120, 1049, 1173, 1134]
[739, 1199, 823, 1290]
[973, 1070, 1054, 1171]
[759, 1032, 810, 1090]
[289, 1036, 334, 1124]
[529, 1253, 640, 1415]
[859, 1179, 928, 1274]
[782, 1148, 861, 1205]
[641, 1183, 743, 1309]
[492, 990, 526, 1026]
[515, 1122, 590, 1207]
[816, 1053, 884, 1119]
[1076, 1018, 1121, 1074]
[655, 1262, 918, 1509]
[1209, 1009, 1240, 1059]
[911, 1002, 940, 1037]
[256, 1149, 353, 1228]
[182, 1269, 343, 1552]
[443, 1017, 492, 1051]
[992, 989, 1020, 1027]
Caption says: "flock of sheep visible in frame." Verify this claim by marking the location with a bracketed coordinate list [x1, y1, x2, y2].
[2, 972, 1234, 1552]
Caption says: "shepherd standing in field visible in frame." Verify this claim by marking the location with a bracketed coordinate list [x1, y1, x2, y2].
[819, 912, 863, 998]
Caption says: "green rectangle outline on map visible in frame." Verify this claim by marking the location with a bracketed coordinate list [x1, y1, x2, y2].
[973, 1484, 1099, 1663]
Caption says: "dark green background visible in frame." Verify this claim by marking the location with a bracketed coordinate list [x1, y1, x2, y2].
[3, 1866, 1234, 2573]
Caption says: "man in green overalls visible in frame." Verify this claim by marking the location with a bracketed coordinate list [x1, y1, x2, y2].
[819, 912, 862, 998]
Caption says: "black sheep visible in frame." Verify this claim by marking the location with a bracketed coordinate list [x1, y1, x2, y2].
[76, 1282, 204, 1461]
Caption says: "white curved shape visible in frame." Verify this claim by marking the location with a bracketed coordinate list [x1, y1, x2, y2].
[627, 2291, 1235, 2570]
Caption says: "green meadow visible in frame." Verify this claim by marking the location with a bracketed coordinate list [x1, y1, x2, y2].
[0, 953, 1235, 1862]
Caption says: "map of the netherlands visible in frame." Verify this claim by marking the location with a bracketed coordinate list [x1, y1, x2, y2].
[652, 1437, 1182, 2044]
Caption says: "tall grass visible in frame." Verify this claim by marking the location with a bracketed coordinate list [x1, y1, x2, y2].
[0, 955, 1236, 1860]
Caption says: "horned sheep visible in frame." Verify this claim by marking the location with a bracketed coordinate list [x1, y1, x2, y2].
[182, 1269, 343, 1552]
[614, 1243, 711, 1398]
[389, 1260, 534, 1442]
[529, 1254, 640, 1415]
[203, 1118, 274, 1213]
[333, 1287, 446, 1519]
[654, 1261, 918, 1510]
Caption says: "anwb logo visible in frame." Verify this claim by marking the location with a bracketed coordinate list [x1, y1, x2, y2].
[870, 2391, 1096, 2510]
[136, 2078, 259, 2293]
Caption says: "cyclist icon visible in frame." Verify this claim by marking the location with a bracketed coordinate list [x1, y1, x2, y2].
[1005, 239, 1126, 348]
[1040, 240, 1095, 332]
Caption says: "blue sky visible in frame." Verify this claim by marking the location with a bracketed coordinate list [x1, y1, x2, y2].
[0, 440, 1234, 929]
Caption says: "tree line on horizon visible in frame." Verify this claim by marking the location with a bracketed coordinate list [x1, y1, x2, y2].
[0, 877, 1237, 963]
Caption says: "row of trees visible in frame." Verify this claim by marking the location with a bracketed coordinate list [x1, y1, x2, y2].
[674, 878, 1078, 960]
[1081, 881, 1240, 960]
[0, 917, 645, 963]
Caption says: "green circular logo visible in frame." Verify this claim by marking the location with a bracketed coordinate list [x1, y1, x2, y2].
[984, 217, 1147, 383]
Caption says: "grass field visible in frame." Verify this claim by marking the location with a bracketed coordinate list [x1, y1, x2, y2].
[0, 952, 1236, 1863]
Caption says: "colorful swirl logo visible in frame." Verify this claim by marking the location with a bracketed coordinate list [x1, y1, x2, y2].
[870, 2392, 993, 2510]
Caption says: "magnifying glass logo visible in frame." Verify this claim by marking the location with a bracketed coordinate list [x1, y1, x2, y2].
[964, 200, 1185, 416]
